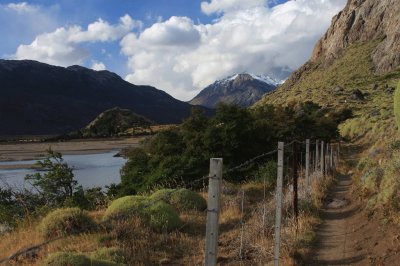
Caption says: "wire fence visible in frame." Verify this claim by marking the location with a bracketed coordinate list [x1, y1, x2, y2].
[0, 138, 341, 265]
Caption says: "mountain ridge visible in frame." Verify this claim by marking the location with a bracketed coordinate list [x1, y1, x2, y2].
[0, 59, 208, 136]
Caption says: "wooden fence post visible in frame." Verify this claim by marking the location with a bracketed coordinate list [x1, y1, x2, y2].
[330, 143, 333, 172]
[320, 141, 324, 178]
[292, 142, 298, 224]
[205, 158, 223, 266]
[305, 139, 310, 195]
[315, 140, 319, 173]
[325, 144, 328, 174]
[274, 142, 284, 266]
[325, 143, 329, 176]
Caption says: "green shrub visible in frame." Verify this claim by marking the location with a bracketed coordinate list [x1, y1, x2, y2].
[104, 195, 182, 231]
[103, 196, 148, 220]
[150, 188, 206, 211]
[394, 81, 400, 130]
[150, 189, 175, 202]
[362, 167, 384, 193]
[145, 200, 183, 231]
[41, 252, 120, 266]
[39, 208, 96, 239]
[92, 247, 126, 264]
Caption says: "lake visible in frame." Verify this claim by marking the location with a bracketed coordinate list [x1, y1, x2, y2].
[0, 151, 126, 190]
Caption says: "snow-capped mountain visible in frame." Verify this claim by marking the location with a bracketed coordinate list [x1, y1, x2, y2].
[189, 73, 279, 108]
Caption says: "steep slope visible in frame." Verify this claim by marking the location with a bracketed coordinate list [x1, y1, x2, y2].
[79, 107, 154, 138]
[190, 73, 278, 108]
[257, 0, 400, 142]
[0, 60, 205, 135]
[256, 1, 400, 262]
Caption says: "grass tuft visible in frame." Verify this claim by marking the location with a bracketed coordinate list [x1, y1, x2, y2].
[39, 208, 96, 239]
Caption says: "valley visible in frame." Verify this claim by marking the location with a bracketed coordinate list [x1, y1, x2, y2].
[0, 0, 400, 265]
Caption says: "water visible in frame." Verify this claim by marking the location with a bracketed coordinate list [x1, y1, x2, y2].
[0, 151, 126, 190]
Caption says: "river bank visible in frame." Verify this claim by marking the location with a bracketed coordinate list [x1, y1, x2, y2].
[0, 137, 144, 170]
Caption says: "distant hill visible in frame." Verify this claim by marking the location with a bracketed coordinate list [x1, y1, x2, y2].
[0, 60, 207, 136]
[189, 73, 279, 108]
[78, 107, 154, 138]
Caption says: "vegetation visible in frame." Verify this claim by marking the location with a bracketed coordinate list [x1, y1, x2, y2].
[104, 195, 182, 231]
[77, 107, 154, 138]
[91, 247, 126, 264]
[257, 39, 400, 142]
[39, 207, 96, 239]
[150, 188, 207, 211]
[119, 103, 348, 194]
[394, 81, 400, 130]
[0, 150, 111, 227]
[25, 149, 78, 207]
[42, 252, 121, 266]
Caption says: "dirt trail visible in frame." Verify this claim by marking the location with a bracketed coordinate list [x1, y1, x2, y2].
[308, 173, 365, 265]
[307, 144, 400, 265]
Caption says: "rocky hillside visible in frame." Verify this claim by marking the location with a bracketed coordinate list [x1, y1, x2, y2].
[0, 60, 207, 136]
[257, 0, 400, 142]
[78, 107, 154, 138]
[190, 73, 278, 108]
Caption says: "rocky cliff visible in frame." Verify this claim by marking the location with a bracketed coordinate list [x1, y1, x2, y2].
[275, 0, 400, 95]
[256, 0, 400, 142]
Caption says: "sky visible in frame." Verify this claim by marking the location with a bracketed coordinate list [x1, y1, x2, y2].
[0, 0, 347, 100]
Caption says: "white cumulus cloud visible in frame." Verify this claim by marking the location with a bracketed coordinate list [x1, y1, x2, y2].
[121, 0, 347, 100]
[201, 0, 266, 15]
[5, 2, 38, 13]
[91, 61, 106, 71]
[13, 15, 141, 67]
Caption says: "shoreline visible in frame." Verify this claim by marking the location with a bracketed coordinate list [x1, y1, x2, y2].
[0, 136, 144, 164]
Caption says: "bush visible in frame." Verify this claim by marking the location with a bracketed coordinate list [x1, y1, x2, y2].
[39, 208, 96, 239]
[150, 188, 206, 211]
[103, 196, 148, 220]
[394, 81, 400, 130]
[41, 252, 120, 266]
[104, 196, 182, 231]
[92, 247, 126, 264]
[145, 201, 183, 231]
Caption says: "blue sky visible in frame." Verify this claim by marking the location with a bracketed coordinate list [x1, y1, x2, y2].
[0, 0, 346, 100]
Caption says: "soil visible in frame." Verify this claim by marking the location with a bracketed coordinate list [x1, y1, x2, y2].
[306, 161, 400, 265]
[0, 137, 145, 164]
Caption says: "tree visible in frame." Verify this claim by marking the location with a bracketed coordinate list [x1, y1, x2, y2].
[25, 148, 77, 207]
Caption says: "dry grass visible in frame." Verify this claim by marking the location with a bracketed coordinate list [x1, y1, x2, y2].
[0, 176, 335, 266]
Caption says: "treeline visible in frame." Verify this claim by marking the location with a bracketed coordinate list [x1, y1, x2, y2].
[117, 102, 351, 195]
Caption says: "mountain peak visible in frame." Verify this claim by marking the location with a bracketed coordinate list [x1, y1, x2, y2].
[190, 72, 278, 108]
[221, 72, 281, 87]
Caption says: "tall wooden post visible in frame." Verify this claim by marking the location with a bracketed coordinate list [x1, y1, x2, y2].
[205, 158, 223, 266]
[305, 139, 310, 195]
[292, 142, 298, 223]
[330, 143, 333, 173]
[320, 141, 324, 178]
[315, 140, 319, 173]
[325, 143, 329, 176]
[274, 142, 284, 266]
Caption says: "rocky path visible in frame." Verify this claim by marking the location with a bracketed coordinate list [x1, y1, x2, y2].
[306, 143, 400, 265]
[308, 173, 366, 265]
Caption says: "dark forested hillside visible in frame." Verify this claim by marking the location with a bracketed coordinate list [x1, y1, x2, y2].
[0, 60, 206, 135]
